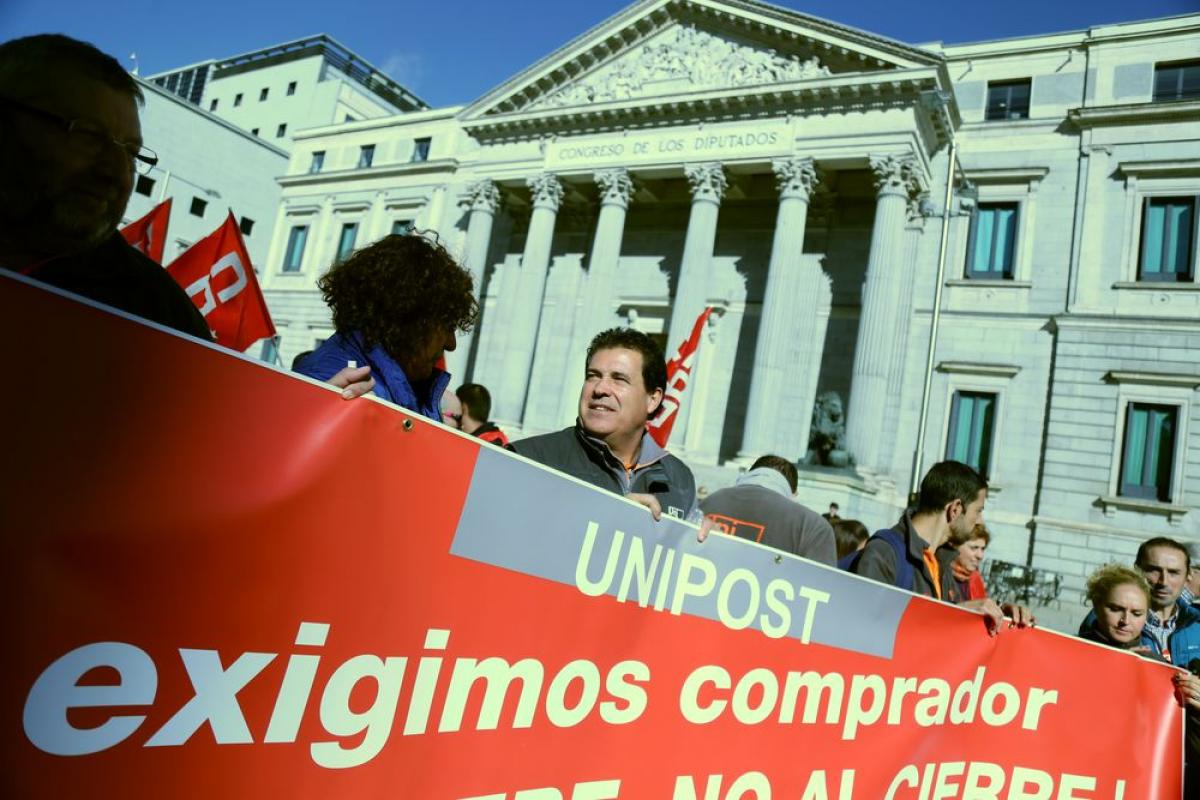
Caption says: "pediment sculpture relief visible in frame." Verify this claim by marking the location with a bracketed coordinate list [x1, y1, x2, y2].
[535, 25, 832, 109]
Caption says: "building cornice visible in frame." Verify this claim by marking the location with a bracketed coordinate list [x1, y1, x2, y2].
[1067, 100, 1200, 129]
[279, 158, 459, 187]
[937, 361, 1021, 378]
[961, 167, 1049, 184]
[1103, 371, 1200, 390]
[1117, 158, 1200, 179]
[463, 68, 945, 140]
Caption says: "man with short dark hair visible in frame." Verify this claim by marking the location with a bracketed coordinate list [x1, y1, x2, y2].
[701, 455, 835, 565]
[0, 34, 210, 339]
[0, 35, 375, 397]
[853, 460, 1032, 630]
[1135, 537, 1200, 664]
[515, 328, 696, 521]
[457, 382, 510, 448]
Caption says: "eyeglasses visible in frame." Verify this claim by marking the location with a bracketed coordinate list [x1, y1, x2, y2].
[0, 96, 159, 175]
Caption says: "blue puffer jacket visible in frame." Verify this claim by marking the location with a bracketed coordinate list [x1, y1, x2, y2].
[297, 331, 450, 423]
[1078, 599, 1200, 665]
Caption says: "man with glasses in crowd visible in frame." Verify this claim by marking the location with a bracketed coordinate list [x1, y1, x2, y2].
[0, 34, 373, 396]
[0, 34, 211, 339]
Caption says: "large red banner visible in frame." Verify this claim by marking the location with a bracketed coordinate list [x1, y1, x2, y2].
[0, 274, 1185, 798]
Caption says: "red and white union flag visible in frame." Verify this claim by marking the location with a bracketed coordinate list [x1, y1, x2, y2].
[119, 198, 172, 264]
[167, 213, 275, 351]
[647, 306, 713, 448]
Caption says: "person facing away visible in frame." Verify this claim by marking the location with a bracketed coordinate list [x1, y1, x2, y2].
[456, 382, 511, 448]
[701, 455, 836, 566]
[297, 232, 477, 422]
[514, 327, 696, 522]
[0, 34, 208, 339]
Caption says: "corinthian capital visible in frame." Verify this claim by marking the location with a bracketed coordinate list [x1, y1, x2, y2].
[684, 162, 727, 204]
[868, 154, 917, 198]
[462, 179, 501, 214]
[773, 157, 820, 201]
[527, 173, 565, 210]
[595, 168, 635, 209]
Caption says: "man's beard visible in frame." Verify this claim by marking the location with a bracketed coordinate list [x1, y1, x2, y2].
[0, 184, 121, 259]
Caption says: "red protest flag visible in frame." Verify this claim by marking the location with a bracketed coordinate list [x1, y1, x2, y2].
[647, 305, 714, 448]
[119, 198, 172, 263]
[167, 213, 275, 351]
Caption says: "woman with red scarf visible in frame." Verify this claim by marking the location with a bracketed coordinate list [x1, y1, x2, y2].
[944, 523, 989, 603]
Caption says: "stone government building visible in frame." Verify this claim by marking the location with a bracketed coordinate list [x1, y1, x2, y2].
[257, 0, 1200, 627]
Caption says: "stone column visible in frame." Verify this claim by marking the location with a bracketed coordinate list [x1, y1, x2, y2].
[493, 173, 564, 426]
[445, 179, 500, 382]
[845, 154, 918, 472]
[557, 168, 637, 425]
[738, 157, 825, 463]
[664, 162, 727, 447]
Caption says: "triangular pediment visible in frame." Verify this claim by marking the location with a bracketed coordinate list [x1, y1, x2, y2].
[462, 0, 943, 122]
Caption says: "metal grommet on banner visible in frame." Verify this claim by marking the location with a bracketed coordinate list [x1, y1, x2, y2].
[774, 555, 782, 565]
[402, 419, 414, 432]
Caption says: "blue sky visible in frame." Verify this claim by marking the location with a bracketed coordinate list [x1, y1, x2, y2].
[3, 0, 1196, 107]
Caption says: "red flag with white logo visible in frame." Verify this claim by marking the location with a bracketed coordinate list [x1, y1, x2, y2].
[647, 306, 713, 448]
[167, 213, 275, 351]
[119, 198, 172, 263]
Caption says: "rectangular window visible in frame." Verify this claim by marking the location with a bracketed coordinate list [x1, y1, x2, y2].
[1139, 196, 1196, 281]
[985, 79, 1031, 121]
[336, 223, 358, 263]
[357, 144, 375, 168]
[965, 203, 1019, 279]
[251, 128, 259, 137]
[309, 151, 325, 174]
[209, 98, 218, 112]
[945, 391, 997, 478]
[189, 197, 207, 217]
[283, 226, 308, 272]
[276, 123, 287, 138]
[392, 219, 414, 236]
[344, 114, 355, 123]
[1119, 403, 1178, 501]
[287, 81, 297, 96]
[239, 217, 255, 236]
[234, 93, 243, 107]
[1153, 60, 1200, 103]
[260, 87, 269, 102]
[134, 175, 155, 197]
[411, 137, 431, 162]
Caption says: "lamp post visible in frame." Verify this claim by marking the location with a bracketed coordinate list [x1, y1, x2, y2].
[908, 90, 977, 500]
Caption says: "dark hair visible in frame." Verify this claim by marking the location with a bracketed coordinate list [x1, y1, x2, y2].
[456, 383, 491, 422]
[750, 455, 798, 494]
[291, 350, 313, 371]
[1135, 537, 1190, 573]
[0, 34, 144, 104]
[915, 460, 988, 516]
[317, 232, 476, 359]
[585, 328, 667, 396]
[832, 519, 870, 560]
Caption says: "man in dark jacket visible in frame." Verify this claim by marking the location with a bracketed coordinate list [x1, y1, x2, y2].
[0, 35, 210, 340]
[701, 455, 836, 565]
[514, 328, 696, 521]
[853, 460, 1033, 631]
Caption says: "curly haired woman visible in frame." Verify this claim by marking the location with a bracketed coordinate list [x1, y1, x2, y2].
[297, 232, 477, 422]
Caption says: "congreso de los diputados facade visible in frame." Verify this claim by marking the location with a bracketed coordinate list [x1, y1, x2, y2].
[255, 0, 1200, 624]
